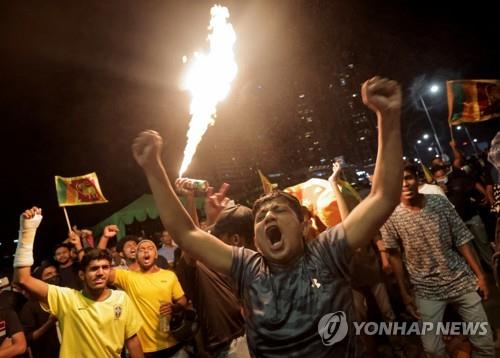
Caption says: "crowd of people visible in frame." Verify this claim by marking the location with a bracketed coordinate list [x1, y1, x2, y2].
[0, 76, 499, 357]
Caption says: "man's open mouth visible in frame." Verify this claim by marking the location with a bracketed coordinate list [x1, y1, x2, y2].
[266, 225, 282, 246]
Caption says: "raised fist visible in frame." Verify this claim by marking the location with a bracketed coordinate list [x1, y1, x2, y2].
[132, 130, 164, 169]
[361, 77, 402, 116]
[20, 207, 43, 230]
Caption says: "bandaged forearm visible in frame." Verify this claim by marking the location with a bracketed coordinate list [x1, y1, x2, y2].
[13, 214, 42, 268]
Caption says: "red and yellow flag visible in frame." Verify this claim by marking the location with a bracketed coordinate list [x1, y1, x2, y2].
[447, 80, 500, 125]
[284, 178, 342, 228]
[55, 172, 108, 207]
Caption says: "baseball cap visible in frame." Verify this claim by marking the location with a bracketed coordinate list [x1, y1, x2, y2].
[210, 204, 254, 243]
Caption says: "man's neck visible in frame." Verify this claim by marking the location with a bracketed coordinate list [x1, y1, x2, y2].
[82, 287, 110, 302]
[401, 193, 425, 210]
[140, 264, 160, 274]
[266, 251, 304, 273]
[128, 261, 140, 271]
[59, 260, 73, 269]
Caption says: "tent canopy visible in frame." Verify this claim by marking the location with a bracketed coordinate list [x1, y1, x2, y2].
[92, 194, 204, 239]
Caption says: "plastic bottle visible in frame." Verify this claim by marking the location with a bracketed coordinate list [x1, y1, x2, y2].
[159, 300, 170, 333]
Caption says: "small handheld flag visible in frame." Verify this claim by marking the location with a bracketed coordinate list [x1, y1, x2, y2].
[55, 172, 108, 207]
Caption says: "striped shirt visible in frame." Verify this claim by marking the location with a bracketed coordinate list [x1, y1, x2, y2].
[381, 194, 477, 300]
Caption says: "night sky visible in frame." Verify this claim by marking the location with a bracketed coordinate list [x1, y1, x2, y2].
[1, 0, 499, 266]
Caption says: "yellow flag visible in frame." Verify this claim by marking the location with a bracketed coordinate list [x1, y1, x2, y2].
[420, 163, 434, 183]
[336, 179, 362, 203]
[257, 170, 276, 194]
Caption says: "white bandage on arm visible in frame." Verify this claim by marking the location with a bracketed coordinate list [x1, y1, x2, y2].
[13, 214, 42, 268]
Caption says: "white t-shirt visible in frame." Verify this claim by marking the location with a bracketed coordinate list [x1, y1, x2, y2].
[419, 183, 447, 198]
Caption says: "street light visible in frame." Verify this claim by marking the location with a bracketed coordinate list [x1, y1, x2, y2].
[422, 133, 430, 140]
[453, 124, 479, 156]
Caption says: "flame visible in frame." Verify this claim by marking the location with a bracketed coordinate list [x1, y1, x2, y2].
[178, 5, 237, 177]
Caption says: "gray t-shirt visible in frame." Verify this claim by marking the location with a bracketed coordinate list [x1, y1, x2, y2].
[381, 194, 477, 300]
[231, 224, 358, 357]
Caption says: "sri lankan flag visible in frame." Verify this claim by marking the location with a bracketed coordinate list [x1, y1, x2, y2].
[55, 172, 108, 207]
[447, 80, 500, 125]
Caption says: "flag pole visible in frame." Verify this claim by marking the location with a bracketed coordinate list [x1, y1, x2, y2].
[62, 207, 72, 233]
[449, 123, 455, 142]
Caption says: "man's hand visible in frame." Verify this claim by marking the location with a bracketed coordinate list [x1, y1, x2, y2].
[361, 76, 402, 116]
[68, 231, 82, 251]
[132, 130, 163, 170]
[401, 292, 421, 320]
[379, 252, 393, 275]
[14, 207, 43, 268]
[102, 225, 119, 239]
[175, 178, 196, 198]
[328, 162, 342, 186]
[21, 207, 42, 229]
[47, 315, 58, 325]
[159, 302, 173, 316]
[477, 276, 490, 301]
[204, 183, 230, 226]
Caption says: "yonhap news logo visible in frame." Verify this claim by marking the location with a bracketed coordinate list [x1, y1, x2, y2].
[318, 311, 489, 346]
[317, 311, 349, 346]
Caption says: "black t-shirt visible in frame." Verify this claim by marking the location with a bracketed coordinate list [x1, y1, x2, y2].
[446, 168, 481, 222]
[58, 263, 82, 290]
[0, 290, 27, 312]
[175, 257, 245, 351]
[20, 299, 60, 358]
[0, 308, 23, 346]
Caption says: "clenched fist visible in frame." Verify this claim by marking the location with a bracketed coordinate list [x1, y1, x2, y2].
[132, 130, 164, 170]
[361, 76, 402, 116]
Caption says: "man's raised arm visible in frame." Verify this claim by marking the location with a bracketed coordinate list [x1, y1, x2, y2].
[343, 77, 403, 249]
[132, 130, 233, 275]
[13, 207, 49, 303]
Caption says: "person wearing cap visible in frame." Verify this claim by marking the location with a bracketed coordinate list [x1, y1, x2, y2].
[175, 201, 252, 357]
[109, 238, 188, 357]
[132, 77, 404, 356]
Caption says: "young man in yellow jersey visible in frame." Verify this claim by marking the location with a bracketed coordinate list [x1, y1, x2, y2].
[13, 207, 144, 358]
[109, 239, 188, 357]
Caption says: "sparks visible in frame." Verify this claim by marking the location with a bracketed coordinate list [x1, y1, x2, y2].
[178, 5, 237, 177]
